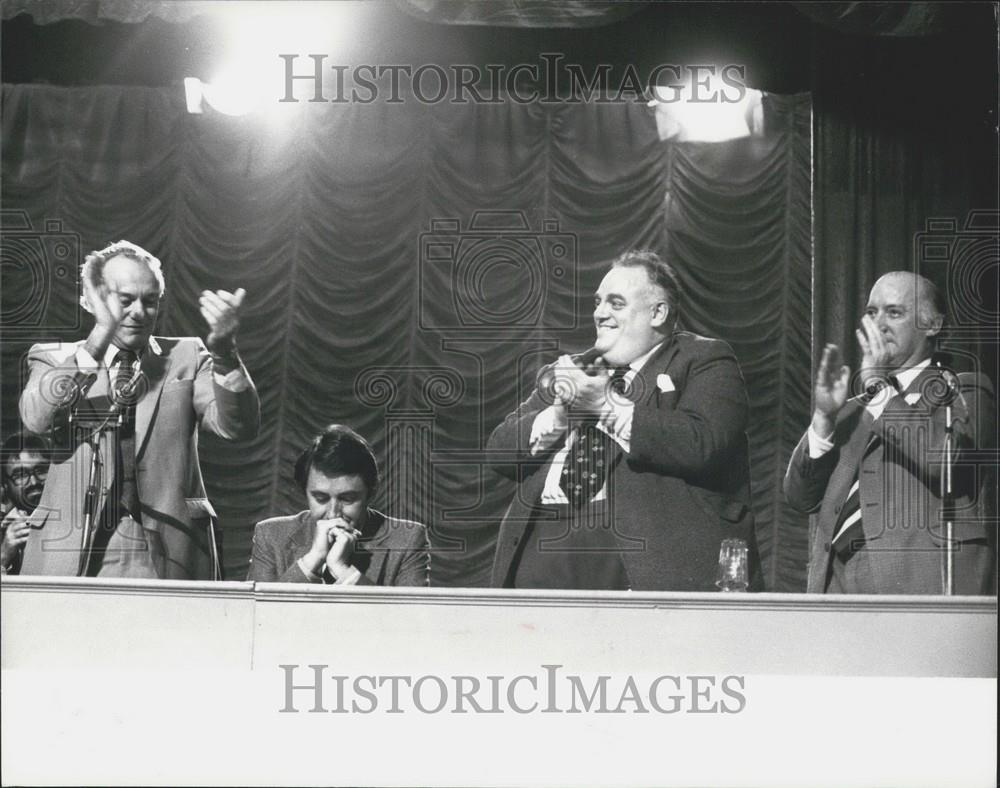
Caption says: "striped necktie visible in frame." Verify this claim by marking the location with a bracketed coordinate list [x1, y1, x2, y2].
[831, 376, 900, 556]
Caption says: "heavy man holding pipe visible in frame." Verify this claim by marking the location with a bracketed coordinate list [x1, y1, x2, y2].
[488, 250, 760, 591]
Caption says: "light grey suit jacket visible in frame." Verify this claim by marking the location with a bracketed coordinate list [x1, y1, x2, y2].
[18, 336, 260, 579]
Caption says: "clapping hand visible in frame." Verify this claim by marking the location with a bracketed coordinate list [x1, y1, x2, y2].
[82, 269, 124, 338]
[199, 288, 246, 355]
[855, 314, 893, 390]
[812, 343, 849, 438]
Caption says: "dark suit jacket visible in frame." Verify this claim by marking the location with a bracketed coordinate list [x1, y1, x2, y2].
[488, 331, 760, 591]
[784, 366, 996, 594]
[247, 509, 430, 586]
[19, 336, 260, 579]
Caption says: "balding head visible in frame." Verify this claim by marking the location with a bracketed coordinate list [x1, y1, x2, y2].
[866, 271, 944, 370]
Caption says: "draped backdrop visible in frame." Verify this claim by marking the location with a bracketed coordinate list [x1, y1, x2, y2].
[1, 84, 812, 588]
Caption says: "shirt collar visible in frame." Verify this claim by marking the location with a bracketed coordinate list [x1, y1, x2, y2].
[893, 357, 932, 392]
[104, 336, 159, 367]
[104, 344, 134, 367]
[624, 341, 665, 377]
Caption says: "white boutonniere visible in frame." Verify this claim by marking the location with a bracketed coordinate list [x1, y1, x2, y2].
[656, 374, 675, 393]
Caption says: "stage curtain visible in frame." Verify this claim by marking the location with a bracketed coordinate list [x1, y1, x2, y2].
[392, 0, 642, 28]
[0, 0, 641, 27]
[792, 2, 957, 37]
[1, 84, 812, 588]
[812, 25, 998, 393]
[665, 94, 812, 591]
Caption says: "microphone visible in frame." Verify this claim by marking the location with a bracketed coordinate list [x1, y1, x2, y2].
[935, 361, 968, 410]
[110, 365, 143, 418]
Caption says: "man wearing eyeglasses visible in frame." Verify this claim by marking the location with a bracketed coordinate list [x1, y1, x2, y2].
[1, 432, 50, 575]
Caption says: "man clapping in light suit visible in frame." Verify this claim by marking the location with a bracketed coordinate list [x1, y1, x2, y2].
[19, 240, 260, 579]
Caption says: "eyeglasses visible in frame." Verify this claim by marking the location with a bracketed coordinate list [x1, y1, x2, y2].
[7, 467, 48, 484]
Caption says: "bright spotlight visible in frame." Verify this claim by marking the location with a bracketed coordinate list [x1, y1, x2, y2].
[202, 74, 260, 117]
[184, 2, 363, 116]
[184, 77, 204, 114]
[647, 72, 763, 143]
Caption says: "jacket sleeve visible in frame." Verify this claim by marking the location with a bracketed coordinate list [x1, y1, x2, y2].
[246, 522, 313, 583]
[485, 362, 559, 481]
[783, 431, 840, 514]
[191, 340, 261, 442]
[384, 523, 431, 587]
[19, 343, 98, 435]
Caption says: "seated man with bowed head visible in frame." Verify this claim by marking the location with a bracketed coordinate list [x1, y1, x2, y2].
[248, 425, 430, 586]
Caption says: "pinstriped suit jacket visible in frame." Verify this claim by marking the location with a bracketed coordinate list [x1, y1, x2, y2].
[784, 366, 996, 594]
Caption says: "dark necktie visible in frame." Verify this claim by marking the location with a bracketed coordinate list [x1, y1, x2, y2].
[558, 368, 630, 507]
[608, 366, 631, 399]
[112, 349, 141, 521]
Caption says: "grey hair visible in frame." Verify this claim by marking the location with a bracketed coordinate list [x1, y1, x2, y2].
[79, 240, 165, 313]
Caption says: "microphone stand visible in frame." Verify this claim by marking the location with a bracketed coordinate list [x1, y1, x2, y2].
[935, 361, 965, 596]
[70, 408, 122, 577]
[941, 397, 954, 596]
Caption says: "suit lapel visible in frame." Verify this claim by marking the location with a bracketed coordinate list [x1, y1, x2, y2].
[852, 406, 877, 459]
[135, 338, 171, 462]
[596, 337, 678, 478]
[819, 403, 876, 540]
[634, 335, 680, 407]
[77, 356, 116, 499]
[82, 357, 112, 416]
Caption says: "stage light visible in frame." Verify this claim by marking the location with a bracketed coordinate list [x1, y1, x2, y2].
[647, 71, 763, 143]
[184, 78, 204, 114]
[202, 69, 268, 116]
[184, 1, 363, 116]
